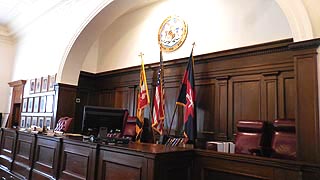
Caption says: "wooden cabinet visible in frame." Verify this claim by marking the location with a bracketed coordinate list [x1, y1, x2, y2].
[97, 143, 193, 180]
[7, 80, 26, 128]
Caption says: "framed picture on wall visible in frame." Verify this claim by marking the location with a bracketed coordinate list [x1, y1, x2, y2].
[39, 96, 47, 113]
[27, 97, 34, 113]
[38, 117, 44, 128]
[33, 97, 40, 113]
[22, 98, 28, 112]
[35, 77, 42, 93]
[26, 117, 31, 128]
[20, 116, 26, 128]
[41, 76, 48, 92]
[46, 95, 54, 113]
[45, 117, 52, 130]
[32, 117, 38, 126]
[48, 74, 56, 91]
[30, 79, 36, 94]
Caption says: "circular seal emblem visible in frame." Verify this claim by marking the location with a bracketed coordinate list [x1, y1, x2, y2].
[158, 16, 188, 52]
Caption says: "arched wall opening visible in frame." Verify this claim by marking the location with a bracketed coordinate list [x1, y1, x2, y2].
[59, 0, 314, 86]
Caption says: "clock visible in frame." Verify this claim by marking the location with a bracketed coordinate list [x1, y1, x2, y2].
[158, 16, 188, 52]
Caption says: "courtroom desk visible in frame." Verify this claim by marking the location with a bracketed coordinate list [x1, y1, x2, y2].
[194, 149, 320, 180]
[97, 143, 194, 180]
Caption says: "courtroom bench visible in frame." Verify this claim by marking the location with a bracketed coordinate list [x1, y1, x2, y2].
[0, 128, 319, 180]
[0, 128, 193, 180]
[194, 149, 320, 180]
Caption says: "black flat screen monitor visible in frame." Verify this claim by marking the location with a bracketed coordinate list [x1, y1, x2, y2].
[82, 106, 128, 135]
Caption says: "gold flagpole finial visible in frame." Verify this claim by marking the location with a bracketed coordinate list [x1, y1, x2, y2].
[138, 52, 144, 59]
[192, 42, 196, 49]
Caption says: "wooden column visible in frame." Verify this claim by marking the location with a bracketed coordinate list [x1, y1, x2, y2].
[7, 80, 26, 128]
[215, 76, 228, 140]
[290, 39, 320, 163]
[53, 83, 77, 132]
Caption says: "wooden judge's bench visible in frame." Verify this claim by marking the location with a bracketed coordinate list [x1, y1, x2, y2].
[4, 38, 320, 179]
[0, 128, 319, 180]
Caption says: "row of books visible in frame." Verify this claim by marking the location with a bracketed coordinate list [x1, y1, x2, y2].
[206, 141, 235, 153]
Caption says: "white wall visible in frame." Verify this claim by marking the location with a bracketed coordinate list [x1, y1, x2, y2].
[0, 35, 15, 118]
[10, 0, 108, 81]
[83, 0, 291, 73]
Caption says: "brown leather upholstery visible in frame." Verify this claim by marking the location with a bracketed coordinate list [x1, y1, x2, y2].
[122, 116, 137, 141]
[271, 119, 296, 160]
[54, 117, 72, 132]
[235, 120, 265, 155]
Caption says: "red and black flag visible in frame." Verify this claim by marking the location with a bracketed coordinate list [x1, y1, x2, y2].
[176, 48, 196, 143]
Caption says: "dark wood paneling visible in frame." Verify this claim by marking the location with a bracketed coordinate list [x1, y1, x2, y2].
[98, 143, 193, 180]
[1, 128, 320, 180]
[0, 129, 17, 170]
[114, 87, 130, 109]
[32, 135, 61, 180]
[215, 78, 228, 140]
[7, 80, 26, 128]
[59, 139, 97, 180]
[196, 83, 215, 139]
[193, 150, 315, 180]
[78, 40, 296, 141]
[163, 86, 180, 135]
[98, 90, 114, 107]
[76, 38, 320, 164]
[98, 150, 147, 180]
[54, 83, 77, 132]
[12, 131, 36, 179]
[294, 53, 319, 163]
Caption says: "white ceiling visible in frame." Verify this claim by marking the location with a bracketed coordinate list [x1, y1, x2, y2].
[0, 0, 39, 25]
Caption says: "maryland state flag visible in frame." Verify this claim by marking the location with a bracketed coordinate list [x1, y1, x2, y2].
[136, 59, 150, 142]
[152, 50, 165, 135]
[176, 49, 196, 143]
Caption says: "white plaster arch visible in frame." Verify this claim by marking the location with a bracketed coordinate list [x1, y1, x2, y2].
[275, 0, 314, 41]
[59, 0, 160, 85]
[59, 0, 315, 85]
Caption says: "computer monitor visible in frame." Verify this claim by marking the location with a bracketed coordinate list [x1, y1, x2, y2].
[82, 106, 128, 136]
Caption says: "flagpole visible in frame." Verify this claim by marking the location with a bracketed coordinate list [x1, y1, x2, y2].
[148, 106, 156, 143]
[167, 104, 178, 136]
[167, 42, 196, 138]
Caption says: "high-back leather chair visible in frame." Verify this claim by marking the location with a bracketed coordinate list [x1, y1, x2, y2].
[235, 120, 266, 155]
[271, 119, 296, 160]
[54, 117, 73, 132]
[122, 116, 137, 141]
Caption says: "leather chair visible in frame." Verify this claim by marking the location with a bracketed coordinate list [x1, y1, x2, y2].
[235, 120, 266, 155]
[54, 117, 73, 132]
[122, 116, 137, 141]
[271, 119, 296, 160]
